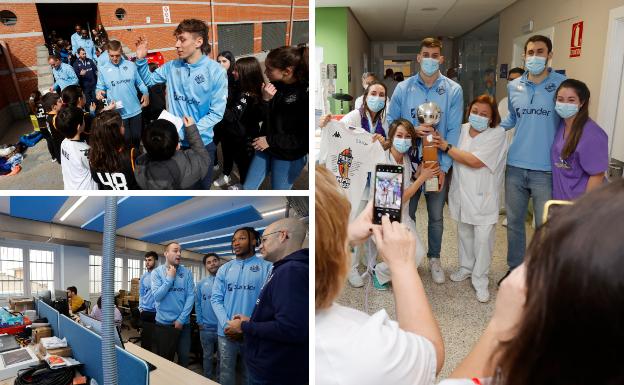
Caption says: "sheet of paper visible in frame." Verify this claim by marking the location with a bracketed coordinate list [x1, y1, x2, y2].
[158, 110, 184, 131]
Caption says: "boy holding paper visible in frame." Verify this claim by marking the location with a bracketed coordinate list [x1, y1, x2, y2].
[134, 115, 211, 189]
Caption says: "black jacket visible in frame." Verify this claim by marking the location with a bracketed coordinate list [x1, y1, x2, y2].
[134, 123, 210, 189]
[72, 58, 98, 90]
[242, 249, 309, 383]
[263, 81, 308, 160]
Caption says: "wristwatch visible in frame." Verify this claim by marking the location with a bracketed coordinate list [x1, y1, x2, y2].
[444, 143, 453, 153]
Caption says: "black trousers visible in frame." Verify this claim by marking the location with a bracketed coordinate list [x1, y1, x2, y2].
[139, 310, 156, 352]
[122, 113, 143, 151]
[221, 136, 253, 184]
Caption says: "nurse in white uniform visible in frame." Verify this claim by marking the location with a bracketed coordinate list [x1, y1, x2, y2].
[432, 95, 507, 302]
[373, 118, 437, 290]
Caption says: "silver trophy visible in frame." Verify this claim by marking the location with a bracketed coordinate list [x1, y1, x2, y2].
[417, 102, 441, 192]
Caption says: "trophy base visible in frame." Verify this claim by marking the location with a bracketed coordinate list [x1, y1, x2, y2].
[425, 177, 439, 192]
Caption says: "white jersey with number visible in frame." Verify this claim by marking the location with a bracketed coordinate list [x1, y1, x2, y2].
[318, 121, 385, 219]
[61, 139, 98, 190]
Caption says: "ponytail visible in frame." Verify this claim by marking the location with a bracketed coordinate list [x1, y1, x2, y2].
[266, 45, 309, 83]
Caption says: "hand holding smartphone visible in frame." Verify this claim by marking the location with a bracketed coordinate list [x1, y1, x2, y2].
[373, 164, 404, 224]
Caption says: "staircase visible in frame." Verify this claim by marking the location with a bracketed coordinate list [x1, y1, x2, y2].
[36, 45, 53, 93]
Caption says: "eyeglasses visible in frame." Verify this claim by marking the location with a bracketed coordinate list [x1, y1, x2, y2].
[260, 230, 283, 244]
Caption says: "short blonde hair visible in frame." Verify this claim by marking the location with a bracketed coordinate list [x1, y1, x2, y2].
[315, 166, 351, 310]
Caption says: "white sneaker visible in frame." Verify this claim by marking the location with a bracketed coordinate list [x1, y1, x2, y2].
[213, 164, 221, 172]
[228, 183, 242, 190]
[347, 266, 364, 288]
[476, 287, 490, 303]
[430, 258, 445, 284]
[212, 174, 231, 187]
[450, 270, 471, 282]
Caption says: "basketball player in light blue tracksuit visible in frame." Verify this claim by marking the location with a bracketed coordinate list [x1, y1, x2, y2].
[210, 227, 272, 385]
[134, 18, 228, 189]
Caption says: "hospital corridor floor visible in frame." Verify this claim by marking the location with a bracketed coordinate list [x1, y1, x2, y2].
[337, 198, 535, 380]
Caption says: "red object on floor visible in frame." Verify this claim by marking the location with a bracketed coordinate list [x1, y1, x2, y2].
[0, 316, 31, 335]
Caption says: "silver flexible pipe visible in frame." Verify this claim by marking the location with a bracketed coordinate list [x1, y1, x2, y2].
[102, 196, 118, 385]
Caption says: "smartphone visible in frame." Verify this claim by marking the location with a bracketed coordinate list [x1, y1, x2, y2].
[373, 164, 404, 224]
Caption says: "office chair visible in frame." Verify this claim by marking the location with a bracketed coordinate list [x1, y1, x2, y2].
[128, 306, 141, 344]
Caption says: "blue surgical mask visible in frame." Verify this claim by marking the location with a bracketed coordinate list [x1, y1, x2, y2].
[366, 96, 385, 113]
[421, 58, 440, 76]
[525, 56, 547, 75]
[469, 113, 490, 132]
[555, 102, 579, 119]
[393, 138, 411, 153]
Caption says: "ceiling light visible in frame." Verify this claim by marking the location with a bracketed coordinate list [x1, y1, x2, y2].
[178, 226, 268, 245]
[262, 208, 287, 217]
[60, 196, 88, 222]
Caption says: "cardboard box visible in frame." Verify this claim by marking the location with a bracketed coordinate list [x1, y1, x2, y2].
[37, 344, 72, 358]
[9, 298, 34, 312]
[130, 278, 140, 296]
[32, 326, 52, 343]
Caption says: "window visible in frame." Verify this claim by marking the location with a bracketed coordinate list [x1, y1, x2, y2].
[89, 255, 102, 295]
[291, 21, 309, 46]
[190, 264, 201, 283]
[218, 23, 254, 56]
[0, 11, 17, 27]
[115, 258, 124, 292]
[115, 8, 126, 21]
[127, 258, 142, 288]
[0, 247, 24, 296]
[262, 22, 286, 51]
[29, 250, 54, 295]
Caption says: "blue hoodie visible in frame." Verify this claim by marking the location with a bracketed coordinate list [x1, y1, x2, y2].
[387, 73, 463, 173]
[501, 69, 567, 171]
[138, 269, 156, 312]
[135, 55, 228, 146]
[151, 263, 195, 325]
[71, 32, 81, 55]
[75, 37, 96, 60]
[195, 274, 218, 331]
[242, 249, 308, 384]
[97, 51, 109, 68]
[52, 63, 79, 91]
[210, 255, 272, 337]
[96, 57, 148, 119]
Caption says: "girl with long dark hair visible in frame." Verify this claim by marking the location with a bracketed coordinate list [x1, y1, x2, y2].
[550, 78, 608, 200]
[243, 45, 309, 190]
[213, 50, 238, 187]
[89, 110, 139, 190]
[214, 56, 265, 189]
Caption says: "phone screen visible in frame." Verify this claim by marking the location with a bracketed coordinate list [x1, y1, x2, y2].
[373, 164, 404, 224]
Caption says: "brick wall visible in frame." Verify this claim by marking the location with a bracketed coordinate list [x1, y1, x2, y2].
[0, 1, 309, 112]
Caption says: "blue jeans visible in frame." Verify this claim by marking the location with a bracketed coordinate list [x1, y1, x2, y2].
[199, 329, 218, 380]
[200, 141, 218, 189]
[505, 165, 552, 269]
[242, 151, 307, 190]
[408, 176, 449, 259]
[218, 335, 248, 385]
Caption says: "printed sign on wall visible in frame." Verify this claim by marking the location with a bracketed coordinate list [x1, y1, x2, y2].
[163, 6, 171, 24]
[570, 21, 583, 58]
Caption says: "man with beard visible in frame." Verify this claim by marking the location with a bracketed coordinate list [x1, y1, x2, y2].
[195, 253, 220, 379]
[226, 218, 309, 385]
[210, 227, 272, 385]
[151, 242, 194, 366]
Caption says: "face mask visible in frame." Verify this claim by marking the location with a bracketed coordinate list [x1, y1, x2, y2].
[469, 113, 490, 132]
[366, 96, 385, 113]
[393, 137, 411, 153]
[555, 102, 579, 119]
[525, 56, 547, 75]
[421, 58, 440, 76]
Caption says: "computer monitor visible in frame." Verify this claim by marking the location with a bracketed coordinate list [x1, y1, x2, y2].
[36, 290, 52, 304]
[77, 313, 123, 348]
[54, 289, 67, 301]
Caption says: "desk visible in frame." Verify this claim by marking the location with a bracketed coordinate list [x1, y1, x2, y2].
[125, 342, 219, 385]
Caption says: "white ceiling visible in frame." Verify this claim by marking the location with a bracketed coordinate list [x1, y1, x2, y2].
[316, 0, 517, 41]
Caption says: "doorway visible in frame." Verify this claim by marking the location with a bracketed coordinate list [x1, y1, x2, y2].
[36, 3, 98, 47]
